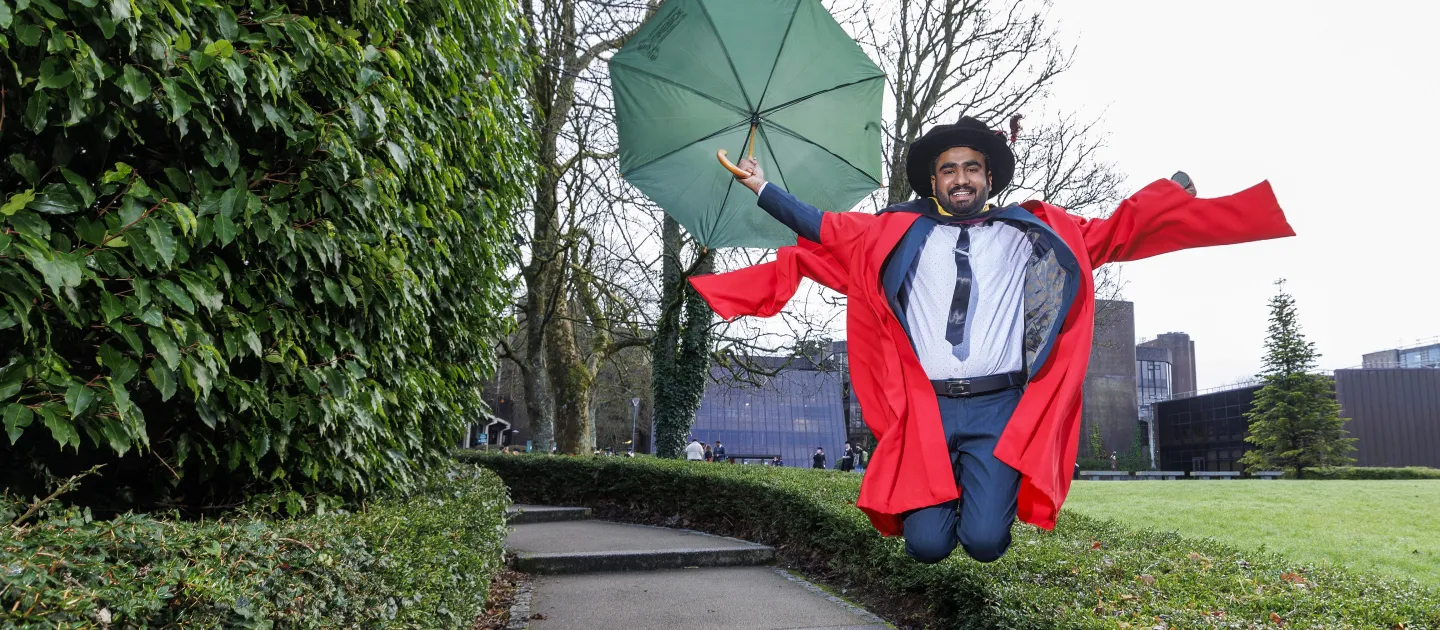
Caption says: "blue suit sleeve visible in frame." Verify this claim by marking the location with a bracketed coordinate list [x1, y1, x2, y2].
[757, 184, 823, 243]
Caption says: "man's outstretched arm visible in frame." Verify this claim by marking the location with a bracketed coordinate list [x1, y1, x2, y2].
[1073, 176, 1294, 267]
[734, 156, 823, 243]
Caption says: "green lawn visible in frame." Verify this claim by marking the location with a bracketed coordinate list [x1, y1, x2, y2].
[1063, 479, 1440, 585]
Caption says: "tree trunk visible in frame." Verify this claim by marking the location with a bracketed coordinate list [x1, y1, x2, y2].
[650, 217, 684, 457]
[671, 252, 715, 436]
[544, 295, 595, 455]
[521, 345, 554, 452]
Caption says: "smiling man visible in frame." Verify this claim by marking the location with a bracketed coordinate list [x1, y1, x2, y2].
[692, 115, 1295, 564]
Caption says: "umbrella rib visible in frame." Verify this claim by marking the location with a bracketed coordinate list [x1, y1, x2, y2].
[610, 60, 750, 116]
[695, 0, 755, 112]
[758, 74, 885, 118]
[763, 119, 882, 188]
[757, 125, 794, 206]
[754, 0, 803, 112]
[623, 118, 753, 179]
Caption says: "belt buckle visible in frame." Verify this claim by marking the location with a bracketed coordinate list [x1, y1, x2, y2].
[946, 379, 972, 397]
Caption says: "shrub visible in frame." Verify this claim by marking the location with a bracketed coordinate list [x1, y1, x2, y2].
[0, 464, 510, 628]
[1286, 466, 1440, 480]
[0, 0, 532, 510]
[462, 453, 1440, 630]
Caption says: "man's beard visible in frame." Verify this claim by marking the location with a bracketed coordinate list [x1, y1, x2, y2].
[937, 183, 990, 218]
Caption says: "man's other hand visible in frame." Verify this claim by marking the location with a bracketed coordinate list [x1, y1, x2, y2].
[1171, 171, 1197, 197]
[736, 157, 767, 195]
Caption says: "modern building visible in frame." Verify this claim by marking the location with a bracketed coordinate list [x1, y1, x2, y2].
[1082, 300, 1140, 456]
[1150, 342, 1440, 472]
[690, 355, 849, 467]
[1134, 344, 1172, 466]
[1334, 368, 1440, 468]
[1362, 340, 1440, 369]
[1138, 333, 1197, 397]
[1153, 384, 1260, 473]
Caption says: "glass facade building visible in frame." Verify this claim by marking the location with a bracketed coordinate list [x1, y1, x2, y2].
[1399, 343, 1440, 368]
[1135, 352, 1173, 423]
[690, 357, 849, 467]
[1153, 385, 1259, 472]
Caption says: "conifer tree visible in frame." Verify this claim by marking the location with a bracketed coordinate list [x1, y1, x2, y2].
[1239, 280, 1355, 478]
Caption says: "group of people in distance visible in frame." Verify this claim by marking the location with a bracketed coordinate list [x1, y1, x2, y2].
[684, 437, 728, 462]
[684, 437, 866, 471]
[811, 442, 866, 472]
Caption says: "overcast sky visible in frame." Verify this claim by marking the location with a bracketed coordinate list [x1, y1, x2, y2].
[1043, 0, 1440, 388]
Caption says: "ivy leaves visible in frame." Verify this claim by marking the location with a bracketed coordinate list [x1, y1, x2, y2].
[1, 0, 533, 507]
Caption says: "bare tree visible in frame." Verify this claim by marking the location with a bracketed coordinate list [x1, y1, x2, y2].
[836, 0, 1070, 207]
[513, 0, 657, 454]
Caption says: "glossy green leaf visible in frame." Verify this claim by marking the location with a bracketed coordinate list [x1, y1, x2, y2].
[1, 189, 35, 216]
[148, 363, 177, 401]
[100, 291, 125, 323]
[148, 325, 181, 370]
[4, 403, 34, 444]
[37, 405, 80, 449]
[156, 278, 195, 313]
[119, 65, 151, 104]
[65, 383, 96, 416]
[145, 219, 177, 266]
[204, 39, 234, 58]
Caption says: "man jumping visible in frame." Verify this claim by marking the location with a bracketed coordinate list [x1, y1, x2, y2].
[692, 116, 1293, 563]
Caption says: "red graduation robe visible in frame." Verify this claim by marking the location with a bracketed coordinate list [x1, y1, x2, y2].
[690, 179, 1295, 535]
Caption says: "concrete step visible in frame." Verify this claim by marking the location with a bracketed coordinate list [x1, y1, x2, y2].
[527, 566, 890, 630]
[506, 504, 592, 525]
[506, 519, 775, 575]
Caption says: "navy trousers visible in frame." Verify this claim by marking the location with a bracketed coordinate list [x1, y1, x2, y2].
[902, 387, 1023, 564]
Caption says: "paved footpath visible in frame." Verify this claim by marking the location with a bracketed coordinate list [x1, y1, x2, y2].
[504, 505, 892, 630]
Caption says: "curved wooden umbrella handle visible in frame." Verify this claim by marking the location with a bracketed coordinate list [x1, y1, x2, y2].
[717, 149, 752, 178]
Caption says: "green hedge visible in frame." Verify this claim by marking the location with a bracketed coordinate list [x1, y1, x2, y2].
[463, 453, 1440, 630]
[0, 0, 531, 509]
[1286, 466, 1440, 480]
[0, 464, 510, 628]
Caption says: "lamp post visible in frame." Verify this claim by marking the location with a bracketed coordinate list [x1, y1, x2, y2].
[630, 398, 640, 454]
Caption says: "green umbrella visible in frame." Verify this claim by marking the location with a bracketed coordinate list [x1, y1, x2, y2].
[611, 0, 884, 249]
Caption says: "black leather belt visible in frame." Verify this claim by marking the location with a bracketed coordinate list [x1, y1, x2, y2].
[931, 371, 1027, 398]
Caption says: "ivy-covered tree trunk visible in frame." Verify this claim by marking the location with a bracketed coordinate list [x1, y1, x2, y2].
[650, 218, 683, 458]
[1238, 280, 1355, 477]
[673, 254, 714, 432]
[652, 222, 712, 459]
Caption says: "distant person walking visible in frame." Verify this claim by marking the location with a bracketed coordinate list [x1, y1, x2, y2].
[714, 440, 727, 462]
[703, 442, 714, 462]
[840, 442, 855, 472]
[685, 438, 704, 461]
[1110, 451, 1118, 471]
[855, 445, 867, 472]
[812, 447, 827, 470]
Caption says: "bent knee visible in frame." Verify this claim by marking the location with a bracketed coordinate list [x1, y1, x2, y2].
[959, 530, 1011, 563]
[904, 534, 958, 564]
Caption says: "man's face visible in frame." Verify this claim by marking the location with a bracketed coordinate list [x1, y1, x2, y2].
[930, 146, 991, 216]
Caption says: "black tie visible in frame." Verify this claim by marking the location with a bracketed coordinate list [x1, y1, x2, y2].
[945, 225, 972, 345]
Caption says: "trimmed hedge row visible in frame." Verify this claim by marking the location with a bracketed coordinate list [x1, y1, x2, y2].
[462, 453, 1440, 630]
[1286, 466, 1440, 480]
[0, 464, 510, 628]
[1, 0, 531, 509]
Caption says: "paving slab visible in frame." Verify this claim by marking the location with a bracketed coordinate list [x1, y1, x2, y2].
[506, 504, 592, 525]
[527, 567, 889, 630]
[506, 520, 758, 554]
[507, 520, 773, 574]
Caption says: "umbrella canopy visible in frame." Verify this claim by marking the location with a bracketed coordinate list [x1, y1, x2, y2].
[611, 0, 884, 249]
